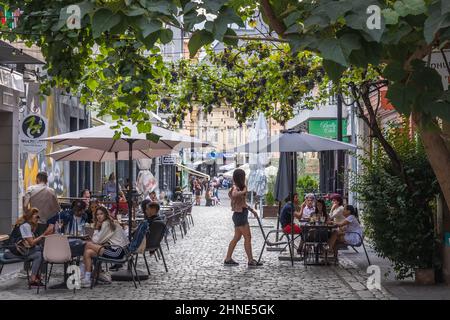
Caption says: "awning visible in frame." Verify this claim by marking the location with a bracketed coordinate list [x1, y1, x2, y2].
[177, 163, 210, 180]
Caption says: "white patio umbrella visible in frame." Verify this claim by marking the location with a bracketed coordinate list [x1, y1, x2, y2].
[247, 113, 270, 209]
[44, 121, 209, 241]
[47, 146, 174, 162]
[44, 121, 208, 151]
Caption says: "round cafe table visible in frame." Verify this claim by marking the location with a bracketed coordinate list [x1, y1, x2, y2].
[302, 223, 338, 265]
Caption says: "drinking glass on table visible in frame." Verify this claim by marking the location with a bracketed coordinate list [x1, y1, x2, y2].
[320, 215, 325, 225]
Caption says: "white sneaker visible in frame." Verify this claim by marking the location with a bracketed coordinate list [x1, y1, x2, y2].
[98, 272, 112, 283]
[81, 278, 91, 288]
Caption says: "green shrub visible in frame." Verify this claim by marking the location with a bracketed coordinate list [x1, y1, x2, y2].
[297, 175, 319, 199]
[352, 120, 441, 279]
[265, 191, 275, 206]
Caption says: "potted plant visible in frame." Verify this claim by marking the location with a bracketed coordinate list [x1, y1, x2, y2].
[263, 191, 278, 218]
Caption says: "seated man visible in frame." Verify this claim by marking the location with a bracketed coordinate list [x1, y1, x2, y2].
[141, 199, 163, 224]
[279, 193, 302, 235]
[47, 200, 89, 257]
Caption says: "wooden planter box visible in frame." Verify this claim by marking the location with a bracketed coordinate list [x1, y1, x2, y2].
[263, 205, 278, 218]
[415, 268, 435, 285]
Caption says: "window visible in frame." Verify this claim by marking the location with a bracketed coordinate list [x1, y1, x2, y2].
[228, 128, 234, 144]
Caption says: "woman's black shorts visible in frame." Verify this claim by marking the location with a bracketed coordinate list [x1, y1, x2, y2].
[232, 209, 249, 227]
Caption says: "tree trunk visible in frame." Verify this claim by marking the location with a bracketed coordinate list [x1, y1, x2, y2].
[416, 123, 450, 212]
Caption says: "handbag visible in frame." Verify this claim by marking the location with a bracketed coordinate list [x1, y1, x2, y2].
[14, 239, 32, 256]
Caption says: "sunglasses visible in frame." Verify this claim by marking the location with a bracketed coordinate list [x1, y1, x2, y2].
[33, 215, 40, 219]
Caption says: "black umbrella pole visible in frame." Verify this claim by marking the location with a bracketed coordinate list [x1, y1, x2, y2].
[128, 140, 133, 241]
[290, 152, 295, 266]
[115, 152, 119, 217]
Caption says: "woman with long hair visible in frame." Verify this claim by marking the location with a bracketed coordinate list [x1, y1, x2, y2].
[80, 206, 128, 287]
[327, 204, 363, 255]
[224, 168, 262, 267]
[315, 198, 329, 222]
[9, 208, 50, 286]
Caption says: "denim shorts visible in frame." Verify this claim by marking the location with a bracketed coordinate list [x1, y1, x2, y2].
[232, 209, 249, 227]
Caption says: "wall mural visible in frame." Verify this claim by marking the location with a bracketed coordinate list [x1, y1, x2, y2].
[20, 83, 70, 200]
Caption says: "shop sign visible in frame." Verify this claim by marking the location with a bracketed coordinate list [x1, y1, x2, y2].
[161, 155, 176, 165]
[308, 119, 348, 142]
[20, 113, 48, 154]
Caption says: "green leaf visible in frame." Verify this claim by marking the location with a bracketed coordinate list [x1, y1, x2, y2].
[382, 8, 399, 25]
[204, 0, 228, 12]
[345, 12, 385, 42]
[318, 39, 348, 66]
[443, 0, 450, 15]
[188, 30, 214, 58]
[283, 11, 302, 27]
[137, 17, 162, 38]
[86, 78, 99, 91]
[183, 10, 206, 31]
[159, 28, 173, 44]
[140, 0, 174, 15]
[183, 2, 197, 14]
[92, 8, 122, 38]
[137, 121, 151, 133]
[423, 2, 450, 43]
[123, 7, 147, 16]
[394, 0, 426, 17]
[386, 83, 417, 115]
[123, 127, 132, 136]
[304, 14, 329, 29]
[323, 59, 347, 82]
[146, 132, 160, 142]
[287, 35, 318, 53]
[316, 0, 352, 22]
[223, 28, 238, 46]
[218, 7, 244, 27]
[383, 61, 406, 81]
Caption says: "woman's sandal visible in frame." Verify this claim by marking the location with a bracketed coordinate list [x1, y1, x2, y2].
[248, 259, 263, 267]
[224, 259, 239, 266]
[29, 280, 44, 287]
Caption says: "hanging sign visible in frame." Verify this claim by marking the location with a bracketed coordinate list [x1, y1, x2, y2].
[20, 113, 48, 154]
[161, 155, 176, 165]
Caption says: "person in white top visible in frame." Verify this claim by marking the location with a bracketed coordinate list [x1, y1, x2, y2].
[329, 194, 345, 224]
[299, 193, 316, 221]
[81, 206, 128, 287]
[327, 205, 363, 254]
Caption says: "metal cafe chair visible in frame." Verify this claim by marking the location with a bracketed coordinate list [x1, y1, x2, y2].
[335, 232, 371, 266]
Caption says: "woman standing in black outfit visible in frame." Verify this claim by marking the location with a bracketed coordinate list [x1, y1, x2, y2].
[224, 169, 262, 267]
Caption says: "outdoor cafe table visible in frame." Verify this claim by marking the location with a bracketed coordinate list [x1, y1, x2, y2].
[302, 223, 338, 265]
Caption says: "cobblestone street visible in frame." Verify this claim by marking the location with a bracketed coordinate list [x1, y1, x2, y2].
[0, 195, 395, 300]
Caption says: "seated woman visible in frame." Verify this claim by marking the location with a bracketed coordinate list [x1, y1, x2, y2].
[327, 205, 363, 255]
[81, 206, 129, 287]
[305, 198, 330, 243]
[329, 194, 345, 224]
[8, 208, 52, 286]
